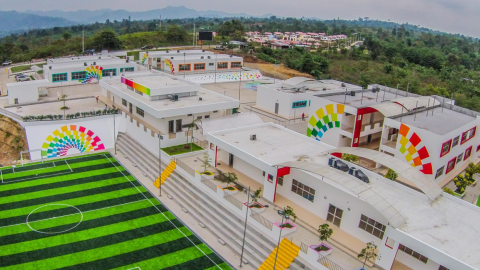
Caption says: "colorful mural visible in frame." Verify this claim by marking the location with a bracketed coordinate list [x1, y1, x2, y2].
[217, 72, 262, 81]
[41, 125, 105, 158]
[141, 53, 148, 64]
[398, 124, 433, 174]
[79, 66, 103, 83]
[182, 71, 263, 84]
[121, 77, 151, 96]
[164, 59, 175, 74]
[307, 104, 345, 140]
[245, 82, 263, 90]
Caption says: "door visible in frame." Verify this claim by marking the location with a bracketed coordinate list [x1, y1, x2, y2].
[168, 120, 174, 134]
[229, 153, 234, 166]
[14, 98, 18, 104]
[367, 134, 372, 143]
[275, 103, 279, 114]
[129, 102, 132, 113]
[176, 119, 182, 132]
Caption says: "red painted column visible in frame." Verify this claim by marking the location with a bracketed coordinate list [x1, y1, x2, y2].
[352, 107, 378, 147]
[215, 146, 218, 167]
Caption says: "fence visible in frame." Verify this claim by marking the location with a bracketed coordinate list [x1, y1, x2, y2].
[201, 177, 218, 192]
[175, 158, 195, 177]
[250, 208, 273, 231]
[318, 254, 346, 270]
[300, 242, 309, 254]
[224, 194, 244, 210]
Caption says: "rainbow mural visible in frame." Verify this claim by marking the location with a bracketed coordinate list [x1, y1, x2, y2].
[80, 66, 103, 83]
[398, 124, 432, 174]
[141, 53, 148, 64]
[121, 77, 151, 96]
[164, 59, 175, 74]
[41, 125, 105, 158]
[307, 104, 345, 140]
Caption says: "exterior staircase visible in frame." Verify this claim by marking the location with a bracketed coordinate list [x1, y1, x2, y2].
[259, 238, 300, 270]
[154, 160, 176, 188]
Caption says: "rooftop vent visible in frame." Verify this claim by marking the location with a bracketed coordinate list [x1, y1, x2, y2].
[172, 94, 179, 101]
[126, 59, 129, 63]
[198, 97, 203, 101]
[177, 50, 180, 53]
[350, 91, 356, 96]
[207, 56, 211, 59]
[49, 66, 52, 70]
[98, 56, 101, 59]
[201, 56, 204, 59]
[202, 50, 205, 52]
[250, 134, 257, 141]
[230, 55, 233, 57]
[93, 62, 96, 65]
[166, 50, 169, 53]
[84, 62, 87, 66]
[341, 83, 345, 87]
[171, 57, 174, 59]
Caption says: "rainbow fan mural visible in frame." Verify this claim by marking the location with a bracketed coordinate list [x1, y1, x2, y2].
[41, 125, 105, 158]
[80, 66, 103, 83]
[398, 124, 432, 174]
[307, 104, 345, 140]
[141, 53, 148, 64]
[164, 59, 175, 74]
[121, 77, 151, 96]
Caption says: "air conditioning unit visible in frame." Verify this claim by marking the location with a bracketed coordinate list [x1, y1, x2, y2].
[230, 55, 233, 57]
[201, 56, 204, 59]
[198, 97, 203, 101]
[84, 62, 87, 66]
[173, 94, 179, 101]
[341, 83, 345, 87]
[250, 134, 257, 140]
[98, 56, 101, 59]
[126, 59, 129, 63]
[171, 57, 174, 59]
[350, 91, 356, 96]
[208, 56, 211, 59]
[177, 50, 180, 53]
[202, 50, 205, 52]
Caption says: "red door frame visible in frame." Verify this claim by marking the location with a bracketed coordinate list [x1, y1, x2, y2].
[352, 107, 378, 147]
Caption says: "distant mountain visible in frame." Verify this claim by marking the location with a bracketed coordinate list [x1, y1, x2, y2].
[0, 10, 75, 35]
[22, 6, 255, 24]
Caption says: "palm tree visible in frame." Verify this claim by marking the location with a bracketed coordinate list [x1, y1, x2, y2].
[186, 118, 203, 151]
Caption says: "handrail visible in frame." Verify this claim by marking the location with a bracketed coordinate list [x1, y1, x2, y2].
[224, 194, 244, 210]
[250, 208, 273, 231]
[318, 254, 346, 270]
[175, 158, 195, 177]
[300, 242, 309, 254]
[201, 177, 218, 192]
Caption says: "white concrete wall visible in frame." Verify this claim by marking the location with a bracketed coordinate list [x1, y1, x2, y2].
[7, 80, 49, 105]
[43, 62, 135, 84]
[256, 85, 314, 118]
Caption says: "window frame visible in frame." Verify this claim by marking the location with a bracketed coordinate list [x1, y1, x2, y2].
[452, 136, 460, 148]
[326, 204, 343, 227]
[464, 146, 473, 160]
[445, 157, 457, 174]
[291, 179, 315, 202]
[457, 153, 464, 164]
[440, 139, 452, 157]
[217, 62, 228, 69]
[435, 166, 445, 179]
[461, 127, 476, 145]
[52, 73, 68, 82]
[102, 68, 117, 77]
[358, 214, 386, 239]
[193, 63, 206, 71]
[231, 61, 242, 68]
[135, 106, 145, 117]
[398, 244, 429, 264]
[71, 71, 86, 80]
[178, 64, 191, 72]
[121, 99, 127, 106]
[120, 67, 134, 72]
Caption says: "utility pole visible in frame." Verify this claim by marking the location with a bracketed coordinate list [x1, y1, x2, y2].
[82, 30, 85, 53]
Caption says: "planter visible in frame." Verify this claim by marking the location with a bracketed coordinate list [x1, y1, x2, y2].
[454, 190, 466, 198]
[272, 221, 297, 236]
[244, 202, 266, 213]
[218, 185, 238, 195]
[310, 243, 333, 257]
[200, 171, 214, 180]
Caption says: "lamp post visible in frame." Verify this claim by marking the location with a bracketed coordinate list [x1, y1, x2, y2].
[238, 65, 243, 102]
[239, 186, 251, 267]
[273, 208, 289, 270]
[158, 133, 163, 196]
[183, 53, 186, 80]
[396, 83, 401, 99]
[273, 63, 279, 84]
[214, 52, 218, 84]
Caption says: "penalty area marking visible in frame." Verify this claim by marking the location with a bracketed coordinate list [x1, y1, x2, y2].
[26, 204, 83, 234]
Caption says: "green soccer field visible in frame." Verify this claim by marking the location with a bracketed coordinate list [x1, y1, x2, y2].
[0, 152, 232, 270]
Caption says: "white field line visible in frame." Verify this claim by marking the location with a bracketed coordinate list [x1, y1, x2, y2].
[103, 154, 222, 270]
[1, 171, 74, 184]
[65, 160, 72, 172]
[14, 162, 56, 173]
[0, 199, 149, 230]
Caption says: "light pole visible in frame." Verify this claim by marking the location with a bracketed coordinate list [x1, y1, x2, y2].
[158, 133, 163, 196]
[183, 53, 186, 80]
[396, 83, 401, 99]
[273, 208, 290, 270]
[113, 108, 116, 155]
[238, 65, 243, 102]
[273, 63, 279, 84]
[214, 52, 218, 84]
[239, 186, 251, 267]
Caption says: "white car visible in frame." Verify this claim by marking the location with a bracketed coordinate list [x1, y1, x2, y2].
[16, 75, 30, 82]
[2, 60, 12, 66]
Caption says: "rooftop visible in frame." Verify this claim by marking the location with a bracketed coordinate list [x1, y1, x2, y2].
[208, 123, 480, 269]
[261, 78, 361, 94]
[315, 89, 400, 108]
[167, 54, 242, 61]
[145, 50, 213, 56]
[45, 58, 131, 70]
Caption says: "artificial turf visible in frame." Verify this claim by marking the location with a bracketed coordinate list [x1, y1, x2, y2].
[0, 152, 232, 270]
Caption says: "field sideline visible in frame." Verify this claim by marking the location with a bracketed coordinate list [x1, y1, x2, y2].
[0, 152, 232, 270]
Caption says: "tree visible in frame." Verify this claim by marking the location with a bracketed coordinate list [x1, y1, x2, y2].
[453, 174, 471, 194]
[60, 94, 68, 109]
[283, 206, 297, 222]
[166, 25, 188, 43]
[62, 32, 72, 41]
[383, 63, 393, 74]
[358, 242, 378, 270]
[342, 153, 358, 163]
[251, 187, 262, 203]
[90, 29, 122, 51]
[385, 169, 398, 181]
[443, 187, 455, 195]
[318, 223, 333, 243]
[201, 152, 212, 174]
[186, 118, 202, 150]
[222, 172, 238, 188]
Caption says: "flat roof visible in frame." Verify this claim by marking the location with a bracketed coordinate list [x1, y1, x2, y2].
[46, 59, 130, 70]
[208, 123, 480, 268]
[391, 107, 477, 135]
[168, 54, 242, 61]
[121, 73, 193, 89]
[262, 79, 361, 94]
[145, 50, 213, 56]
[316, 90, 400, 108]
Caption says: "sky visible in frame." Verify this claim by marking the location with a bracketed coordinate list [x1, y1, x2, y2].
[0, 0, 479, 37]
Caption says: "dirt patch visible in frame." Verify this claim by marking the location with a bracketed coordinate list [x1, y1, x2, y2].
[244, 62, 313, 80]
[0, 115, 29, 166]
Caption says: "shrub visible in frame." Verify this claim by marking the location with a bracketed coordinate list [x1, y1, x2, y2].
[385, 169, 398, 181]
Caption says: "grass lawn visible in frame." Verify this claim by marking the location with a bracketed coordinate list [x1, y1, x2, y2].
[162, 143, 203, 156]
[10, 65, 33, 73]
[0, 152, 231, 270]
[477, 194, 480, 206]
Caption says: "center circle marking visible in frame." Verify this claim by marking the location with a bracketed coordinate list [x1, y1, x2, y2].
[26, 204, 83, 234]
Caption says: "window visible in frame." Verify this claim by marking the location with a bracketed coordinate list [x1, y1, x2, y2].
[358, 214, 386, 239]
[461, 127, 476, 144]
[263, 171, 266, 177]
[445, 157, 456, 174]
[464, 146, 473, 160]
[217, 62, 228, 69]
[435, 166, 445, 179]
[205, 115, 210, 119]
[398, 244, 428, 263]
[213, 110, 218, 113]
[136, 107, 144, 117]
[327, 204, 343, 227]
[120, 67, 134, 72]
[291, 179, 315, 202]
[438, 266, 450, 270]
[209, 63, 214, 66]
[278, 176, 284, 186]
[71, 71, 86, 80]
[231, 61, 242, 68]
[210, 143, 214, 150]
[440, 140, 452, 157]
[194, 63, 205, 70]
[157, 58, 161, 63]
[187, 114, 193, 116]
[197, 116, 202, 120]
[52, 73, 67, 82]
[122, 99, 127, 106]
[134, 89, 143, 96]
[452, 136, 460, 148]
[457, 153, 464, 164]
[268, 174, 274, 183]
[179, 64, 191, 71]
[102, 69, 117, 77]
